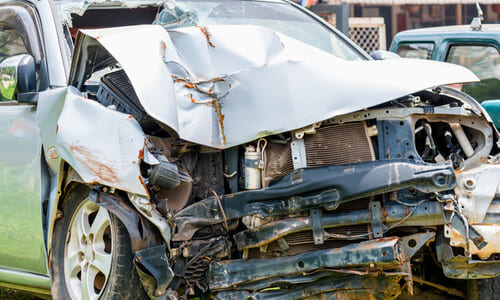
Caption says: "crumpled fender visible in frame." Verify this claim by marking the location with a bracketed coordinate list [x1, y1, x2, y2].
[38, 86, 148, 196]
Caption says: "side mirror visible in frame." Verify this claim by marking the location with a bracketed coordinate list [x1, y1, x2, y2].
[481, 100, 500, 130]
[370, 50, 401, 60]
[0, 54, 36, 102]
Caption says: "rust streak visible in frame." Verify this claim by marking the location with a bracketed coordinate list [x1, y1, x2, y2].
[197, 26, 215, 47]
[212, 99, 226, 145]
[184, 83, 195, 89]
[138, 176, 150, 197]
[188, 95, 227, 145]
[69, 145, 120, 184]
[159, 41, 167, 61]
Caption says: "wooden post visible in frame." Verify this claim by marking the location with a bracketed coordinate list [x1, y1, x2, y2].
[456, 4, 463, 24]
[391, 5, 398, 38]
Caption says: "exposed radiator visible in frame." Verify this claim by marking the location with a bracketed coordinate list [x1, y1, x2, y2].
[305, 122, 375, 166]
[263, 122, 375, 186]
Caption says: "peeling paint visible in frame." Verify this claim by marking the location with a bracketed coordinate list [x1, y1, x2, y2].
[68, 144, 120, 184]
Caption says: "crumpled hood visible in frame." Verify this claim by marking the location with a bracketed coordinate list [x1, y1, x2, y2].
[75, 24, 479, 149]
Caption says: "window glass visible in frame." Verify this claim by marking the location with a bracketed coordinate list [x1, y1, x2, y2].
[396, 43, 434, 59]
[155, 0, 365, 60]
[446, 45, 500, 102]
[0, 24, 28, 63]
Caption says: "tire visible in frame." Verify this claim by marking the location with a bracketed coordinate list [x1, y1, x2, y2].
[468, 278, 500, 300]
[49, 185, 147, 300]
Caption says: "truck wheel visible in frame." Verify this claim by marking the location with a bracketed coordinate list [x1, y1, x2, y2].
[468, 278, 500, 300]
[49, 185, 147, 300]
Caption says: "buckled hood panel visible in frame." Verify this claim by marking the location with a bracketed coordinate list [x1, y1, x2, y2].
[75, 24, 479, 149]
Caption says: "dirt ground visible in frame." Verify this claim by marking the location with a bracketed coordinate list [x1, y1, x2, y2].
[0, 288, 43, 300]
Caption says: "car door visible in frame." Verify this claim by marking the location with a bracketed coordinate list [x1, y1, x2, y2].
[443, 42, 500, 102]
[0, 1, 49, 276]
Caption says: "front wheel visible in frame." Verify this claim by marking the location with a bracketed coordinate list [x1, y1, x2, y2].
[49, 186, 147, 300]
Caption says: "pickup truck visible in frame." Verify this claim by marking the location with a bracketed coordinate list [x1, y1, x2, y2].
[390, 22, 500, 130]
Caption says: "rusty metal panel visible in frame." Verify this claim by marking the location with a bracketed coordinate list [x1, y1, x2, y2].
[208, 237, 403, 290]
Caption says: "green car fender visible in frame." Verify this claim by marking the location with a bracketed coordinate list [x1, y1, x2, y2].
[482, 99, 500, 130]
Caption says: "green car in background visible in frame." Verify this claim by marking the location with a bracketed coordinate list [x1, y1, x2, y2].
[390, 23, 500, 128]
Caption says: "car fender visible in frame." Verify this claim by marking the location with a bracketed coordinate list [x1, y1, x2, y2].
[37, 86, 149, 251]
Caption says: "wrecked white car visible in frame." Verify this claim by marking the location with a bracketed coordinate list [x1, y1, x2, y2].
[1, 0, 500, 299]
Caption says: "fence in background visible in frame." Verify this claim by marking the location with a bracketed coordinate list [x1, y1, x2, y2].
[349, 17, 387, 52]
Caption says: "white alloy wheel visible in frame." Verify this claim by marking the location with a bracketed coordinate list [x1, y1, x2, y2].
[64, 199, 112, 300]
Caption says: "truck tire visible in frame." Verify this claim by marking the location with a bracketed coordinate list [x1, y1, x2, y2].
[468, 278, 500, 300]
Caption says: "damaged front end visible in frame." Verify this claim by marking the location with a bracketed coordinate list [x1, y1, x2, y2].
[45, 19, 500, 299]
[165, 87, 500, 299]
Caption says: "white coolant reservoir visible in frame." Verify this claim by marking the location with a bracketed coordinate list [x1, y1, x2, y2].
[245, 145, 261, 190]
[244, 139, 267, 190]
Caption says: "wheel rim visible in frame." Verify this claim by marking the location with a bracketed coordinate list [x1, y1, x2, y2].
[64, 199, 113, 300]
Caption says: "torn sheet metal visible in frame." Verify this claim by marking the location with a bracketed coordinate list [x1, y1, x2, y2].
[448, 224, 500, 260]
[75, 25, 479, 149]
[38, 86, 148, 196]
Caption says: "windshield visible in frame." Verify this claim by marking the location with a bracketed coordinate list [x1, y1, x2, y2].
[154, 0, 365, 60]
